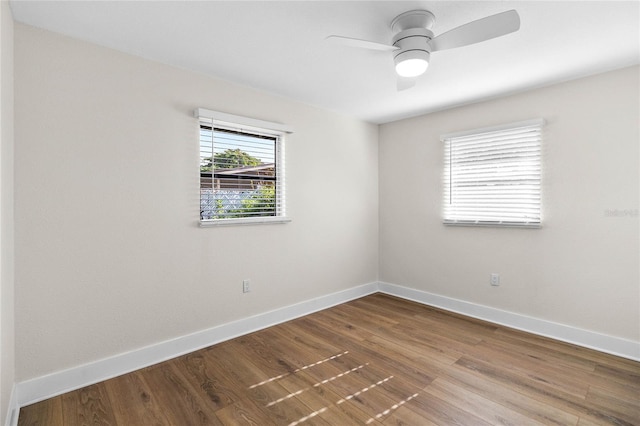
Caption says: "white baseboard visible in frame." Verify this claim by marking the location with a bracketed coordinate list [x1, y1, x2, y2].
[11, 280, 640, 421]
[14, 282, 378, 408]
[5, 385, 18, 426]
[378, 281, 640, 362]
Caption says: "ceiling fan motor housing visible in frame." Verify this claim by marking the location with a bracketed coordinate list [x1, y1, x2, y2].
[391, 10, 436, 76]
[392, 27, 434, 55]
[392, 27, 433, 76]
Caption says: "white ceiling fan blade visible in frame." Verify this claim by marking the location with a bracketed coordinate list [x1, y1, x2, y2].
[430, 10, 520, 52]
[397, 76, 417, 91]
[325, 35, 399, 52]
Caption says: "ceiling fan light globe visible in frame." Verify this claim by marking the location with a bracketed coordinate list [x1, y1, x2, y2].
[394, 49, 430, 77]
[395, 57, 429, 77]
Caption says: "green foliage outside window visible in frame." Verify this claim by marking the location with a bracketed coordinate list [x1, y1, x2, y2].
[201, 148, 261, 172]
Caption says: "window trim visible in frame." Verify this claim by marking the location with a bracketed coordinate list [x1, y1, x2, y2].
[440, 118, 544, 142]
[196, 108, 293, 227]
[442, 118, 545, 228]
[195, 108, 293, 135]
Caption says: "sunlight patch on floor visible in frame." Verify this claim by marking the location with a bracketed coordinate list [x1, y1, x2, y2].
[336, 376, 393, 405]
[366, 392, 420, 424]
[249, 350, 349, 389]
[265, 363, 369, 407]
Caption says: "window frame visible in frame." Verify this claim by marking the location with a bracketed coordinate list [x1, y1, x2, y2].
[196, 108, 292, 227]
[441, 118, 544, 228]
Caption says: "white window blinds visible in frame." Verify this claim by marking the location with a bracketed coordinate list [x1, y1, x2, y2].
[196, 109, 291, 226]
[442, 119, 544, 227]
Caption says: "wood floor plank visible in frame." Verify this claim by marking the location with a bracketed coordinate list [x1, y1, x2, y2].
[214, 398, 277, 426]
[585, 385, 640, 425]
[592, 363, 640, 390]
[389, 320, 480, 357]
[494, 326, 639, 372]
[481, 328, 599, 373]
[295, 314, 378, 354]
[295, 317, 439, 389]
[275, 368, 380, 425]
[274, 321, 344, 355]
[454, 355, 636, 425]
[203, 339, 280, 393]
[444, 364, 580, 425]
[134, 362, 222, 425]
[103, 371, 176, 425]
[61, 383, 117, 426]
[323, 372, 401, 420]
[321, 302, 399, 334]
[261, 393, 332, 426]
[224, 335, 296, 383]
[316, 403, 384, 425]
[173, 351, 242, 411]
[470, 340, 591, 398]
[300, 309, 375, 342]
[423, 376, 549, 426]
[382, 405, 440, 426]
[274, 369, 343, 409]
[330, 351, 424, 404]
[351, 337, 440, 389]
[364, 333, 455, 372]
[258, 325, 343, 372]
[363, 294, 499, 336]
[401, 390, 494, 426]
[19, 294, 640, 425]
[17, 396, 64, 426]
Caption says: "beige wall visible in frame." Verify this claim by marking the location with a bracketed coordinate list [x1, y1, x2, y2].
[0, 0, 15, 421]
[380, 66, 639, 341]
[14, 24, 379, 381]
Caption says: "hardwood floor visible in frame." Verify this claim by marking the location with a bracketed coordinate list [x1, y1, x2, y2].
[18, 294, 640, 425]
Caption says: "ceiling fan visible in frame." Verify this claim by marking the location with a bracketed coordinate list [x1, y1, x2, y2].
[326, 9, 520, 90]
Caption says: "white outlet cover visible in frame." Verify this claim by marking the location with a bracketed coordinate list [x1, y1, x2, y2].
[490, 273, 500, 286]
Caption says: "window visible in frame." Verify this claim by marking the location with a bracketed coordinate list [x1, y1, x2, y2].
[442, 119, 544, 228]
[196, 108, 292, 226]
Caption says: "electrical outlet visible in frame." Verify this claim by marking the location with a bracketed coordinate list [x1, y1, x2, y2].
[490, 273, 500, 286]
[243, 279, 251, 293]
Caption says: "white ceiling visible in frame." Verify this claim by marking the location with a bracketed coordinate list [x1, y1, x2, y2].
[9, 1, 640, 124]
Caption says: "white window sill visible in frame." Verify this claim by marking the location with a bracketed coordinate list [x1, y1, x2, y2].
[200, 216, 292, 227]
[443, 220, 541, 229]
